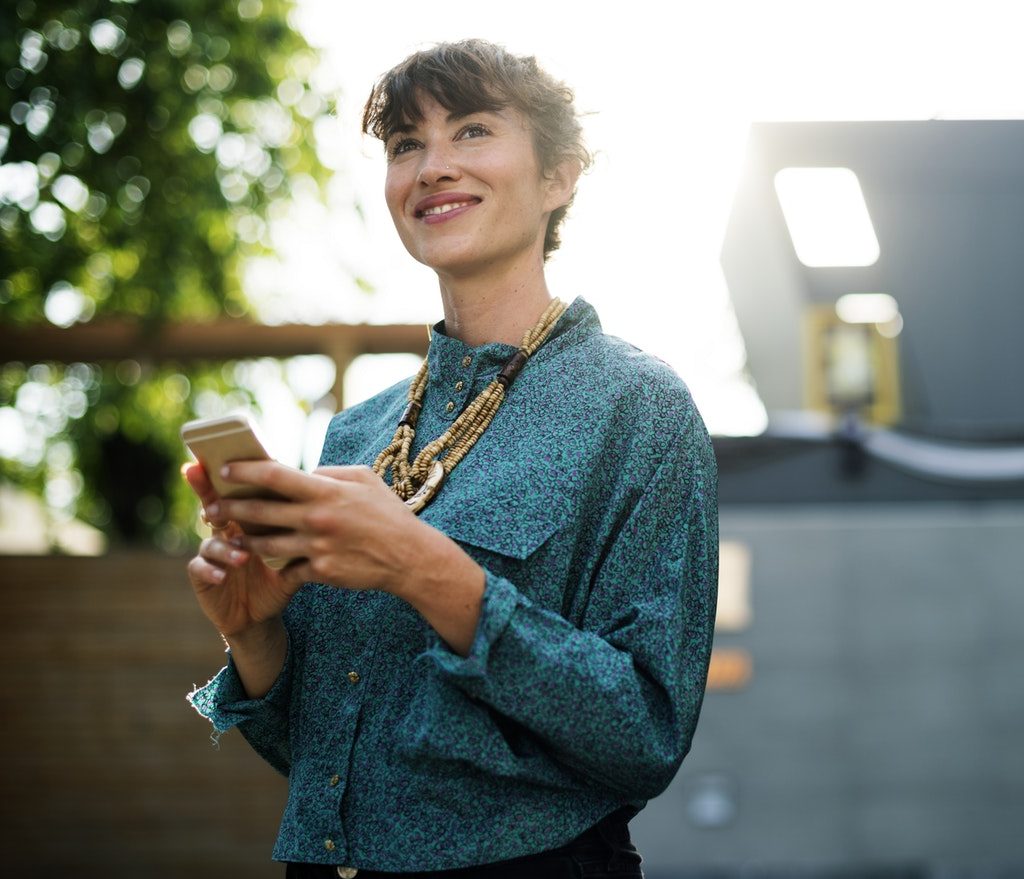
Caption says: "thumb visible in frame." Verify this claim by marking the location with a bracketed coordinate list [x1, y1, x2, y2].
[313, 464, 380, 484]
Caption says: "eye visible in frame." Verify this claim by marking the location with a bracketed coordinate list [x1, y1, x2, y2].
[457, 122, 490, 141]
[387, 137, 420, 160]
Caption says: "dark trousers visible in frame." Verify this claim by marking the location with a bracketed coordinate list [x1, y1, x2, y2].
[285, 807, 644, 878]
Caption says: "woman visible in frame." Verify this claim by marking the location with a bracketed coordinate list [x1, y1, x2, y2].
[186, 39, 718, 878]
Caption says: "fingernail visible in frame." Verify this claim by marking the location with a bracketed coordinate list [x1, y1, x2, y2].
[228, 536, 244, 548]
[207, 503, 220, 516]
[230, 550, 246, 562]
[220, 465, 230, 478]
[212, 568, 226, 582]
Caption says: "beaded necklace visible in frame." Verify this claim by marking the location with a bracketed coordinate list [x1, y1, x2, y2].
[373, 297, 568, 513]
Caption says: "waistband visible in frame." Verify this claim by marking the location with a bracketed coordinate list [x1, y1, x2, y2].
[285, 806, 640, 879]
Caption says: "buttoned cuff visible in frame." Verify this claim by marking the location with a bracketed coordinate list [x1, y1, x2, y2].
[187, 629, 292, 733]
[424, 569, 519, 679]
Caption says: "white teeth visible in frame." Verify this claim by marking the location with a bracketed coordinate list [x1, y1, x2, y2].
[422, 201, 472, 217]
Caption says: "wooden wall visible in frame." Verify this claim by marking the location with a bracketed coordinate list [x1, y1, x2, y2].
[0, 554, 286, 879]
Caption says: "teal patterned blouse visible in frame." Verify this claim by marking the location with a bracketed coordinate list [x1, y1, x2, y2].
[187, 296, 719, 871]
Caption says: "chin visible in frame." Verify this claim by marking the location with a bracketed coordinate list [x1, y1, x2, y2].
[415, 246, 486, 276]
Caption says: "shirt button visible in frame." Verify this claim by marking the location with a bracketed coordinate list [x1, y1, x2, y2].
[337, 868, 358, 878]
[455, 380, 464, 391]
[445, 401, 455, 413]
[329, 774, 340, 786]
[347, 671, 360, 684]
[461, 355, 472, 367]
[324, 839, 336, 852]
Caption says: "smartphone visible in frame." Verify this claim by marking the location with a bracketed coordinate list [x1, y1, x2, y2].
[180, 413, 277, 502]
[180, 413, 290, 567]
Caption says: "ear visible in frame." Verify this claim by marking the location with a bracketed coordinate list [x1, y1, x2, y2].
[542, 157, 582, 212]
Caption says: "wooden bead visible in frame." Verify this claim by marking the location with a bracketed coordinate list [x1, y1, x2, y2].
[496, 351, 528, 388]
[375, 300, 567, 514]
[399, 399, 422, 428]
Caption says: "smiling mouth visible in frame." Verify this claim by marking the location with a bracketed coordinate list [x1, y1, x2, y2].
[416, 199, 479, 218]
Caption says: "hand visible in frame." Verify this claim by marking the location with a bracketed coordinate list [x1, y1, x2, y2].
[182, 462, 300, 638]
[208, 461, 425, 593]
[211, 460, 489, 657]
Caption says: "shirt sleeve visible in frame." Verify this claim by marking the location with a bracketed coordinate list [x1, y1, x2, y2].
[422, 411, 719, 802]
[186, 628, 294, 777]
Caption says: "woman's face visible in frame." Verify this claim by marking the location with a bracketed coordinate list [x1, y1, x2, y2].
[383, 93, 569, 279]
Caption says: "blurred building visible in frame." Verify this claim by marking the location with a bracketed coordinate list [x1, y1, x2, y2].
[633, 121, 1024, 876]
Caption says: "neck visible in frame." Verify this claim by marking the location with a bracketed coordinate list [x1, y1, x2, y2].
[435, 257, 555, 348]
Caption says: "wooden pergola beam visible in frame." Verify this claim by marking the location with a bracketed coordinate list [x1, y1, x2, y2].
[0, 320, 431, 363]
[0, 319, 432, 409]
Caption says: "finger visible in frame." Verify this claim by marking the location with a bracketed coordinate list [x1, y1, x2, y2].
[214, 496, 305, 530]
[183, 462, 217, 503]
[280, 557, 316, 588]
[203, 519, 244, 543]
[200, 504, 232, 531]
[221, 460, 335, 502]
[313, 464, 379, 483]
[183, 463, 233, 529]
[199, 536, 250, 568]
[240, 531, 310, 561]
[187, 555, 228, 586]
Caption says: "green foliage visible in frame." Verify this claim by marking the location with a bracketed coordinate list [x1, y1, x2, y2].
[1, 0, 335, 322]
[0, 358, 257, 551]
[0, 0, 348, 550]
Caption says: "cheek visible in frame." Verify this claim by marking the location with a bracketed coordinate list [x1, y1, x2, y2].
[510, 177, 547, 223]
[384, 171, 408, 220]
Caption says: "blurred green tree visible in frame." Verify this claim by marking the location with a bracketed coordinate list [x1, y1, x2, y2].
[0, 0, 349, 550]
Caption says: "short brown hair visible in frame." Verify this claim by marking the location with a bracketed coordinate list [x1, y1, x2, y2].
[362, 39, 591, 260]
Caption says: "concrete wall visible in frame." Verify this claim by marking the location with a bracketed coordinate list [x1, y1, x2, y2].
[634, 502, 1024, 877]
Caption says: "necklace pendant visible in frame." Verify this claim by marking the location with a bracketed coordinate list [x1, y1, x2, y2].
[405, 460, 445, 514]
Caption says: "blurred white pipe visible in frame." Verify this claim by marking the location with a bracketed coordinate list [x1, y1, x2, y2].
[764, 412, 1024, 482]
[862, 429, 1024, 483]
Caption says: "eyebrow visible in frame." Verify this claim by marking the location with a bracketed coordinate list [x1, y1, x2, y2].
[388, 108, 503, 138]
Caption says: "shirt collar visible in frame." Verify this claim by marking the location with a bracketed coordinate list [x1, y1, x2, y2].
[426, 296, 602, 383]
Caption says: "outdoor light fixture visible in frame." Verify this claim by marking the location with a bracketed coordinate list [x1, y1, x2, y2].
[835, 292, 899, 325]
[774, 167, 880, 268]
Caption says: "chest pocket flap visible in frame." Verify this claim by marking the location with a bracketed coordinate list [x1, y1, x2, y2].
[420, 468, 574, 562]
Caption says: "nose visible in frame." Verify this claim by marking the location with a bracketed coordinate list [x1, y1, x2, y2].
[415, 143, 460, 187]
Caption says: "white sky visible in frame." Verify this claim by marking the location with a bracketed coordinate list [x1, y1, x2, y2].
[251, 0, 1024, 436]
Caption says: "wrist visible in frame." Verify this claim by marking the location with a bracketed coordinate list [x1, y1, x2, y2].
[383, 519, 438, 601]
[385, 521, 483, 608]
[389, 523, 486, 657]
[221, 616, 285, 652]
